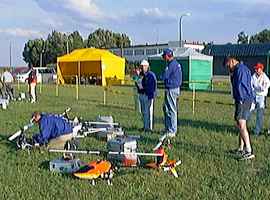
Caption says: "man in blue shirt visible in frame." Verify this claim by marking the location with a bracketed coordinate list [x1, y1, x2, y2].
[225, 56, 255, 160]
[162, 49, 182, 137]
[140, 59, 157, 131]
[32, 112, 74, 149]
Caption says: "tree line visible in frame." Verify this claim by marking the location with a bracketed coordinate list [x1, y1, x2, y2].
[22, 28, 131, 67]
[237, 29, 270, 44]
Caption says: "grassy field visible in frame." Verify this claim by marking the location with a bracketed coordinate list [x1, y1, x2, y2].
[1, 84, 270, 200]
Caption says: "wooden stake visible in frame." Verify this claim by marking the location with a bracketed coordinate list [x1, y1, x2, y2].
[76, 75, 79, 100]
[192, 83, 195, 115]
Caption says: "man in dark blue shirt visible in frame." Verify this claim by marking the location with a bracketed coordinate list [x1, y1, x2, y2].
[32, 112, 74, 149]
[140, 59, 157, 131]
[225, 56, 255, 160]
[162, 49, 182, 137]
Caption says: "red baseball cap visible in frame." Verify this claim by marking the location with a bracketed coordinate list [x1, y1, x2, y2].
[254, 62, 264, 70]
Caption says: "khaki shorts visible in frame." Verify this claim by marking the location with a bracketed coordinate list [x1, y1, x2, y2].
[47, 133, 73, 149]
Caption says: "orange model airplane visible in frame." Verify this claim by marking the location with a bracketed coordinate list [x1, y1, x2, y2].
[49, 135, 181, 184]
[145, 144, 181, 178]
[73, 160, 113, 185]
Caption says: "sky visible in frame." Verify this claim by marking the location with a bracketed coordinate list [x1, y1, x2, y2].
[0, 0, 269, 66]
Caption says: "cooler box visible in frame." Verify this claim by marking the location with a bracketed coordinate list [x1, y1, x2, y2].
[107, 137, 138, 166]
[95, 115, 114, 128]
[49, 158, 84, 174]
[96, 127, 124, 141]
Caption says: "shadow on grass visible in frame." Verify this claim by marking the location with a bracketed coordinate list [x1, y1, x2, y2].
[154, 117, 237, 135]
[0, 134, 18, 152]
[0, 134, 8, 142]
[97, 104, 134, 111]
[175, 140, 228, 159]
[39, 160, 50, 171]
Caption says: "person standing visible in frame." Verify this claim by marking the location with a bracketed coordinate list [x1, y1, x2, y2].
[1, 69, 14, 100]
[140, 59, 157, 132]
[225, 56, 255, 160]
[250, 63, 270, 135]
[27, 67, 37, 103]
[161, 48, 182, 138]
[132, 67, 144, 114]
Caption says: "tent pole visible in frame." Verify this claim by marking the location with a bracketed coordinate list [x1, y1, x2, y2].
[78, 61, 81, 85]
[192, 83, 195, 115]
[76, 75, 79, 100]
[56, 62, 59, 97]
[76, 62, 80, 100]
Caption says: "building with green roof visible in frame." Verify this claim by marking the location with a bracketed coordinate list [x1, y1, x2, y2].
[203, 43, 270, 75]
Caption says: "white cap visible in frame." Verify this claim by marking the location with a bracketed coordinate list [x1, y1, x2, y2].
[140, 59, 149, 66]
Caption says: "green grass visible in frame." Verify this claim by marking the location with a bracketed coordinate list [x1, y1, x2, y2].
[1, 84, 270, 200]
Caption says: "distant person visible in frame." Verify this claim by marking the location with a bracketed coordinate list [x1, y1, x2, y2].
[224, 56, 255, 160]
[132, 67, 144, 114]
[1, 69, 14, 100]
[26, 67, 37, 103]
[161, 48, 182, 137]
[31, 112, 73, 149]
[250, 63, 270, 135]
[140, 60, 157, 131]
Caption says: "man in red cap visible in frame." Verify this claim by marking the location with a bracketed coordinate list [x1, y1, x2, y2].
[251, 62, 270, 135]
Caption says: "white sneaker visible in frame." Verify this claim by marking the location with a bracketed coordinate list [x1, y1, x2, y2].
[166, 132, 176, 138]
[239, 152, 255, 161]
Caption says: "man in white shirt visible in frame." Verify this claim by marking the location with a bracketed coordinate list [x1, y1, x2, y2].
[1, 69, 13, 83]
[1, 69, 14, 99]
[251, 63, 270, 135]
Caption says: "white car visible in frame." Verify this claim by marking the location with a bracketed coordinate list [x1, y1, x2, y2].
[16, 67, 56, 83]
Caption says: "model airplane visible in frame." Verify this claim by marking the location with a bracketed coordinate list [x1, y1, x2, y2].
[75, 117, 124, 141]
[48, 148, 162, 185]
[145, 137, 182, 178]
[48, 135, 181, 185]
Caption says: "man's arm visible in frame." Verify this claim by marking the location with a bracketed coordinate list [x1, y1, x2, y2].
[163, 63, 174, 81]
[147, 74, 157, 99]
[234, 69, 245, 102]
[263, 74, 270, 90]
[32, 118, 52, 145]
[178, 64, 182, 86]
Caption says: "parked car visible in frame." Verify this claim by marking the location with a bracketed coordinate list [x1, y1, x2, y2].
[16, 67, 56, 83]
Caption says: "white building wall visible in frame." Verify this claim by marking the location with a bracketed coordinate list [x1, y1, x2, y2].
[110, 41, 204, 62]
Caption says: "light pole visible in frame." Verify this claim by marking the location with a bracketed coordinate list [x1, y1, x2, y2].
[66, 32, 70, 54]
[67, 39, 69, 54]
[40, 49, 44, 67]
[267, 50, 270, 76]
[9, 41, 12, 67]
[179, 12, 191, 47]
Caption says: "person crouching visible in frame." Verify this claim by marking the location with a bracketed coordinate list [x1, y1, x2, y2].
[140, 60, 157, 132]
[32, 112, 74, 149]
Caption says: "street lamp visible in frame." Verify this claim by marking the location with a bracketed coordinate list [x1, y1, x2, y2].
[40, 49, 45, 67]
[179, 12, 191, 47]
[66, 32, 70, 54]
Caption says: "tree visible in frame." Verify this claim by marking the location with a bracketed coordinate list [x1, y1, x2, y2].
[86, 28, 131, 48]
[237, 31, 249, 44]
[115, 33, 131, 48]
[22, 38, 45, 67]
[22, 29, 132, 67]
[249, 29, 270, 44]
[68, 31, 84, 52]
[46, 30, 67, 64]
[201, 41, 214, 55]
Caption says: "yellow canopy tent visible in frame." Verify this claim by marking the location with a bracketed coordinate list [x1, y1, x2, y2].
[57, 48, 125, 86]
